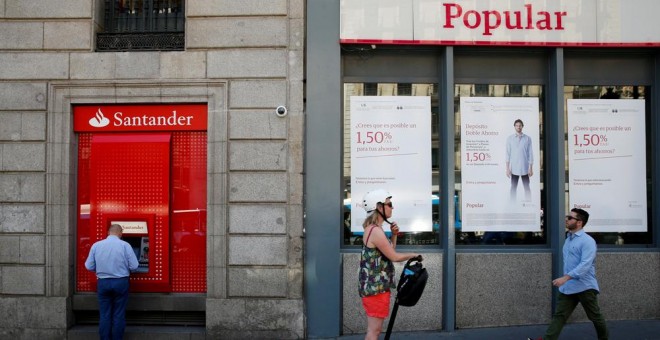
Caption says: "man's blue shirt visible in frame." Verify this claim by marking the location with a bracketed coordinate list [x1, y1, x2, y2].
[560, 229, 600, 295]
[85, 235, 139, 279]
[506, 133, 533, 176]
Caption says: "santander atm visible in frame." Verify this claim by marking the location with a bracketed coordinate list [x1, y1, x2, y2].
[74, 104, 207, 293]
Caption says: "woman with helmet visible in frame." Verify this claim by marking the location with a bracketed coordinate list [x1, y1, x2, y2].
[358, 189, 421, 340]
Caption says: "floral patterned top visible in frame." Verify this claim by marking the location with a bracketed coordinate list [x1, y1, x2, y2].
[358, 225, 395, 297]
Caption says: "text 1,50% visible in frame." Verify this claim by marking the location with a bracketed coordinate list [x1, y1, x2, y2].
[573, 134, 608, 147]
[465, 152, 492, 162]
[355, 131, 393, 144]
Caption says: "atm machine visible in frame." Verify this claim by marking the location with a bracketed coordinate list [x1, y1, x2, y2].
[74, 104, 207, 294]
[114, 220, 150, 273]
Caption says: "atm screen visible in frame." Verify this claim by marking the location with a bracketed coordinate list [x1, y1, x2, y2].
[125, 236, 149, 273]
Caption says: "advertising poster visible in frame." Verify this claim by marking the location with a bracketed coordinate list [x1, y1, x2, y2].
[350, 96, 432, 232]
[567, 99, 647, 232]
[460, 97, 541, 232]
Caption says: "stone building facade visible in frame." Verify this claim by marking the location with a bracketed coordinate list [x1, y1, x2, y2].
[0, 0, 305, 338]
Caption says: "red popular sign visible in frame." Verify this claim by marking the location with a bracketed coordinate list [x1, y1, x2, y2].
[73, 104, 208, 132]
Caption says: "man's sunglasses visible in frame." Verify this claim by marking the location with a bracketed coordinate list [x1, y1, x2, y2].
[382, 202, 393, 208]
[565, 215, 581, 221]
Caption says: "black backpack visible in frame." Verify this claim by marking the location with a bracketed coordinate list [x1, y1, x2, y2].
[396, 256, 428, 307]
[385, 256, 428, 340]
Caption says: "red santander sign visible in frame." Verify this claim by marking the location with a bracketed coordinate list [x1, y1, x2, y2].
[73, 104, 207, 132]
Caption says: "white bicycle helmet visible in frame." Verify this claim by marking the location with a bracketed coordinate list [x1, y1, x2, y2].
[361, 189, 392, 213]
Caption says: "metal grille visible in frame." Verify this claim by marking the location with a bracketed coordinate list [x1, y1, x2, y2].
[97, 0, 184, 51]
[97, 32, 184, 51]
[397, 83, 412, 95]
[75, 311, 205, 326]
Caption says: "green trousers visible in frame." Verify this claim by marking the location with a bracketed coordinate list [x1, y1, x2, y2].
[544, 289, 609, 340]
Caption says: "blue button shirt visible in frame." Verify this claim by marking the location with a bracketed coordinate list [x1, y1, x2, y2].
[506, 133, 533, 176]
[560, 230, 600, 295]
[85, 235, 139, 279]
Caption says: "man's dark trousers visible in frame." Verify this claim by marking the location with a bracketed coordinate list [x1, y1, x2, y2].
[544, 289, 608, 340]
[97, 277, 130, 340]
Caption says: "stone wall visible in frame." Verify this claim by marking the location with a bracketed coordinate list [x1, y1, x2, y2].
[0, 0, 305, 338]
[571, 252, 660, 322]
[456, 253, 552, 328]
[454, 252, 660, 328]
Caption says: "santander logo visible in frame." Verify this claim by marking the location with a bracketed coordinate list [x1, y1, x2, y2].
[89, 108, 110, 128]
[74, 104, 207, 132]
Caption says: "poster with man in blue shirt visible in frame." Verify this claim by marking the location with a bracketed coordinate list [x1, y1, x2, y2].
[530, 208, 609, 340]
[85, 224, 139, 340]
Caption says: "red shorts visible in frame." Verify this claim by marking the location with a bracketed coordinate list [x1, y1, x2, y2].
[361, 291, 391, 318]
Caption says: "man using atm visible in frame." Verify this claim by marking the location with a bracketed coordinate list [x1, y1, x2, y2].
[85, 224, 139, 340]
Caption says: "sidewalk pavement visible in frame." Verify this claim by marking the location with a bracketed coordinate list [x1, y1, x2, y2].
[336, 319, 660, 339]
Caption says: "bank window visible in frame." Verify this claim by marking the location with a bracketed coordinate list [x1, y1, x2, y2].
[454, 84, 546, 245]
[342, 83, 440, 246]
[97, 0, 185, 51]
[564, 85, 653, 245]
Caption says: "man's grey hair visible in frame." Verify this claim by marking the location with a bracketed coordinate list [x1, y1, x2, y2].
[108, 224, 123, 234]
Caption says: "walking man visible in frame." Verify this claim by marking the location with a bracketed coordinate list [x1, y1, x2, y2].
[530, 208, 609, 340]
[85, 224, 139, 340]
